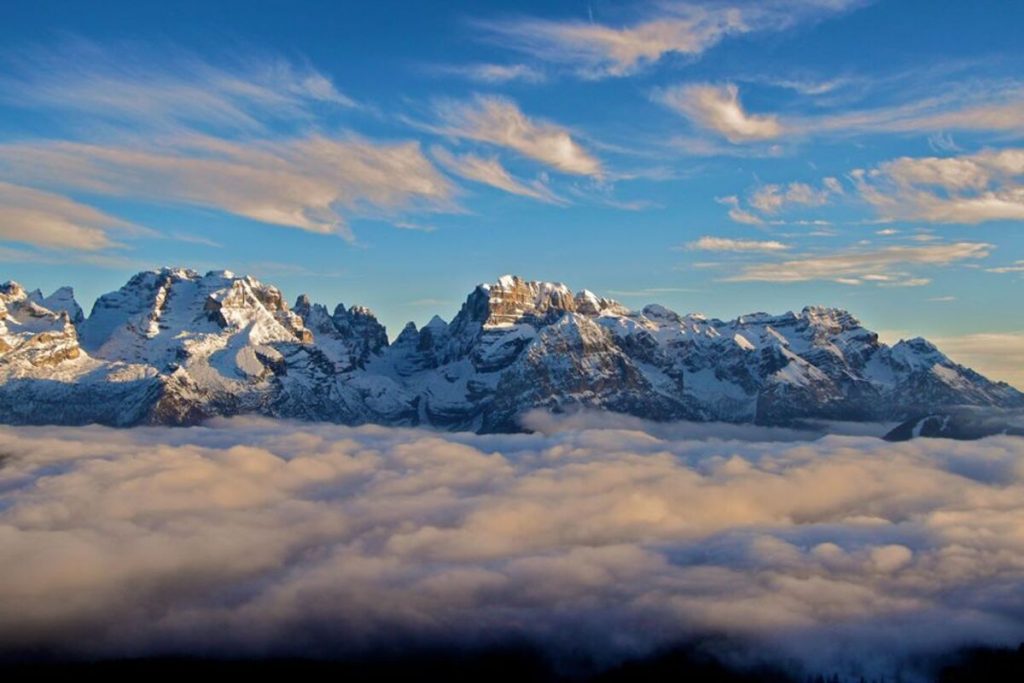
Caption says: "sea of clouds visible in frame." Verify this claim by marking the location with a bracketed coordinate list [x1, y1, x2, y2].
[1, 414, 1023, 678]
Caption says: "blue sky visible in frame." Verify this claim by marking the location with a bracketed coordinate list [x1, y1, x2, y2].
[1, 0, 1023, 384]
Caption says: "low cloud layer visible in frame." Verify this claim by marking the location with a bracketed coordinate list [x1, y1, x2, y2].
[1, 419, 1023, 678]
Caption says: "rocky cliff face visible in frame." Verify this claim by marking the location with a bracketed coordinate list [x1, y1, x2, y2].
[1, 269, 1020, 431]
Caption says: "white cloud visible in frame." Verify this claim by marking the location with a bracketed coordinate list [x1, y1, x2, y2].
[431, 96, 601, 176]
[716, 195, 765, 225]
[0, 42, 354, 133]
[932, 331, 1024, 389]
[854, 149, 1024, 224]
[726, 240, 992, 284]
[659, 80, 1024, 146]
[437, 63, 546, 83]
[478, 2, 864, 79]
[986, 260, 1024, 274]
[749, 179, 841, 213]
[766, 75, 854, 96]
[686, 236, 791, 252]
[0, 181, 138, 250]
[1, 418, 1024, 680]
[657, 83, 783, 143]
[0, 45, 461, 246]
[431, 146, 564, 204]
[0, 136, 455, 243]
[804, 90, 1024, 137]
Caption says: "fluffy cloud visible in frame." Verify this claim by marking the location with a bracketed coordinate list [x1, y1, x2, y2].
[0, 181, 138, 250]
[431, 96, 601, 176]
[749, 178, 842, 214]
[657, 83, 783, 143]
[686, 236, 791, 252]
[854, 148, 1024, 224]
[0, 136, 454, 243]
[716, 195, 765, 224]
[479, 2, 864, 79]
[1, 418, 1023, 680]
[431, 146, 564, 204]
[726, 240, 992, 285]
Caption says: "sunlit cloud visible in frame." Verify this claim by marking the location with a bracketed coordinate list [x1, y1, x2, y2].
[656, 83, 783, 143]
[686, 236, 791, 252]
[1, 418, 1023, 679]
[0, 44, 461, 246]
[431, 145, 565, 204]
[429, 96, 601, 176]
[0, 136, 455, 243]
[749, 178, 842, 213]
[853, 148, 1024, 224]
[716, 195, 765, 225]
[660, 80, 1024, 145]
[0, 181, 139, 251]
[0, 41, 354, 133]
[804, 89, 1024, 137]
[725, 240, 992, 284]
[433, 62, 546, 84]
[477, 2, 865, 79]
[986, 260, 1024, 274]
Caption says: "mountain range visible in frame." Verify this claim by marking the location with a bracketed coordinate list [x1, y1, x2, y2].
[1, 268, 1020, 432]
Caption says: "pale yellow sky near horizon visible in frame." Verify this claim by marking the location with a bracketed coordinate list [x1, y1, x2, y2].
[879, 329, 1024, 391]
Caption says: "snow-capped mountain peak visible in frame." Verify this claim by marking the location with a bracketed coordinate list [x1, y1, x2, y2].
[1, 270, 1020, 431]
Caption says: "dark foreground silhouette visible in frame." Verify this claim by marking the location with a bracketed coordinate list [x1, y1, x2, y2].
[3, 642, 1023, 683]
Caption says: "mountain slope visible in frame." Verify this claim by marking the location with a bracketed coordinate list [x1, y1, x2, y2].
[1, 270, 1020, 431]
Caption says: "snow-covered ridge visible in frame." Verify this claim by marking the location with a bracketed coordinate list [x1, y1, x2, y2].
[1, 268, 1021, 431]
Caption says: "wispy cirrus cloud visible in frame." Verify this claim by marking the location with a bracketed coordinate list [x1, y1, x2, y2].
[661, 80, 1024, 145]
[431, 146, 565, 204]
[431, 62, 546, 84]
[0, 181, 141, 250]
[986, 260, 1024, 274]
[476, 1, 866, 79]
[0, 136, 455, 243]
[656, 83, 783, 143]
[428, 95, 601, 176]
[686, 236, 791, 252]
[0, 41, 355, 133]
[0, 44, 465, 247]
[724, 240, 992, 285]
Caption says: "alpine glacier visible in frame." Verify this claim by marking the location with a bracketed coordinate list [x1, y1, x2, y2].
[1, 269, 1020, 431]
